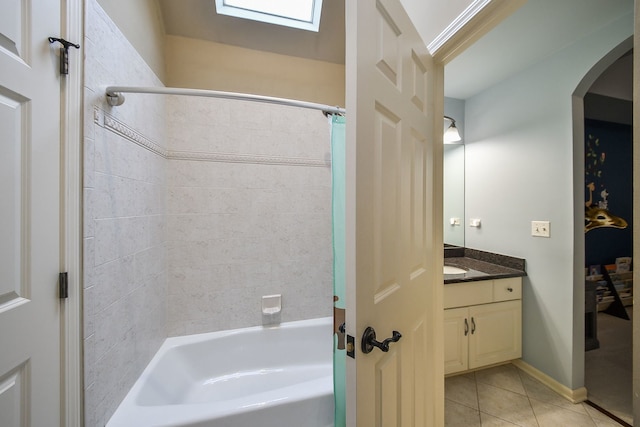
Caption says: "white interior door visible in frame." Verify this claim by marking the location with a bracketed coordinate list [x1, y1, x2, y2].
[0, 1, 62, 425]
[345, 0, 444, 425]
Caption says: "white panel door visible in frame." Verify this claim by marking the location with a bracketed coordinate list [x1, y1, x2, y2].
[345, 0, 443, 425]
[0, 1, 62, 425]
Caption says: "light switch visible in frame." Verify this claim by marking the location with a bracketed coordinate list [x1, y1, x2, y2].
[531, 221, 550, 237]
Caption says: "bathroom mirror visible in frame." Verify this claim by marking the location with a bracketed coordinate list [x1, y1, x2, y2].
[444, 144, 464, 246]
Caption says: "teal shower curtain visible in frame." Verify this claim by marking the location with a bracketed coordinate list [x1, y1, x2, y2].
[331, 114, 346, 427]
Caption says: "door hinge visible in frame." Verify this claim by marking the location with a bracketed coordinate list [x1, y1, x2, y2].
[59, 272, 69, 299]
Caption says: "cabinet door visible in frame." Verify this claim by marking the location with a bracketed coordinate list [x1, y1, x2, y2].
[469, 300, 521, 370]
[444, 307, 469, 375]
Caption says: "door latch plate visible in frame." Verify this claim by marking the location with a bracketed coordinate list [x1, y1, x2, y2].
[346, 334, 355, 359]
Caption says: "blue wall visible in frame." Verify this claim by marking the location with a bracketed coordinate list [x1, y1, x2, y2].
[584, 119, 633, 267]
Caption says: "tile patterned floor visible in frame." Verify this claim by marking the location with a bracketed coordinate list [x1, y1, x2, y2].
[445, 363, 624, 427]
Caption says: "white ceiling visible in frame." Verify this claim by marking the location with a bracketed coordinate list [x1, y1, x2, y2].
[157, 0, 633, 99]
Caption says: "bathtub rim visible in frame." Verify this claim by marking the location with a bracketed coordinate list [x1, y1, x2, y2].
[106, 316, 334, 427]
[159, 315, 333, 351]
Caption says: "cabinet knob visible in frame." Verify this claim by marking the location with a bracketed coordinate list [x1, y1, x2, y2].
[507, 287, 513, 292]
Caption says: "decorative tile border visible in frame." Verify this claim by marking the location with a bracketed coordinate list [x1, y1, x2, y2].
[167, 150, 330, 167]
[97, 108, 168, 158]
[97, 108, 330, 167]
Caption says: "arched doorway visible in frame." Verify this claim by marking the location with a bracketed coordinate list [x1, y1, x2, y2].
[572, 36, 634, 424]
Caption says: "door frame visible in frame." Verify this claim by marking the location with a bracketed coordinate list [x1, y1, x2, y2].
[61, 0, 83, 424]
[633, 2, 639, 421]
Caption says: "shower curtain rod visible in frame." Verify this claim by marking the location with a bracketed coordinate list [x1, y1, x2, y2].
[105, 86, 346, 115]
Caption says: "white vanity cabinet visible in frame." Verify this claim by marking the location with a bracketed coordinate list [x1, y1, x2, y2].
[444, 277, 522, 375]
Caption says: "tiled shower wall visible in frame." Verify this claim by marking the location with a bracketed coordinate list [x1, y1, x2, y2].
[166, 96, 334, 336]
[83, 2, 333, 424]
[83, 0, 167, 425]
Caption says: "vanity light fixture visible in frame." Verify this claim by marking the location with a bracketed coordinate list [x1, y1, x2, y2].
[444, 115, 462, 144]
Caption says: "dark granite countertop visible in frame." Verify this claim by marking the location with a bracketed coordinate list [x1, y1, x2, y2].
[444, 247, 526, 284]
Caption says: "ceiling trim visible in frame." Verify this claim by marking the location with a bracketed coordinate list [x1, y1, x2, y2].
[427, 0, 492, 54]
[430, 0, 526, 65]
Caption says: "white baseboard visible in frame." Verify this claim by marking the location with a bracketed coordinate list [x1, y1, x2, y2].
[512, 360, 588, 404]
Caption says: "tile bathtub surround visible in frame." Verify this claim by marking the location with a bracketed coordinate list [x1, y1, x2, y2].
[166, 97, 333, 336]
[84, 3, 335, 423]
[83, 1, 167, 425]
[445, 364, 623, 427]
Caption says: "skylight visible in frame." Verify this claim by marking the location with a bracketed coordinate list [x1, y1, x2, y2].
[215, 0, 323, 32]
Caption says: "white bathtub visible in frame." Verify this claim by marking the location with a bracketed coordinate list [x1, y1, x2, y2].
[107, 317, 334, 427]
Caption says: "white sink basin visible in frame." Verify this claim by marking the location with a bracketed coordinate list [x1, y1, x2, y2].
[443, 265, 468, 275]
